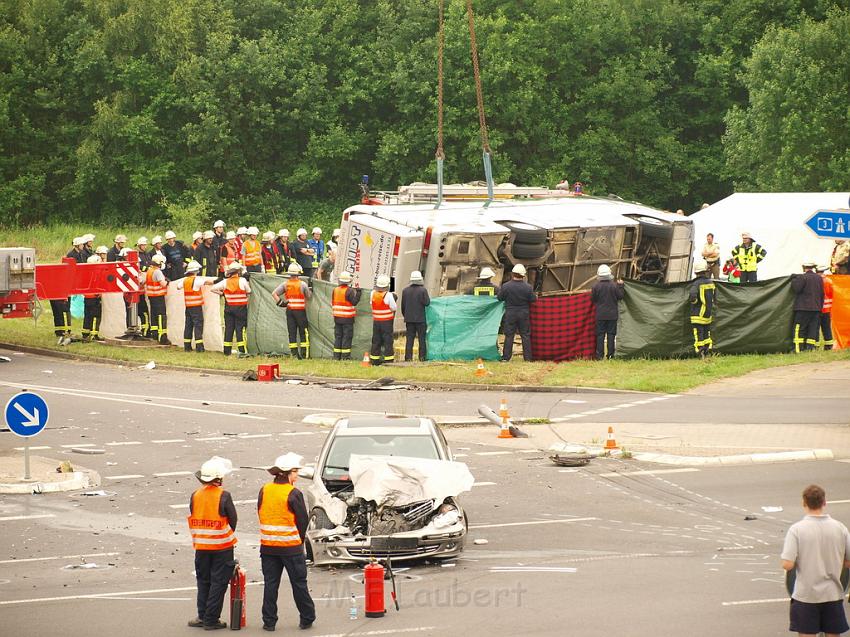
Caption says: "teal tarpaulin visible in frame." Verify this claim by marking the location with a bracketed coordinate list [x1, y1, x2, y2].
[425, 296, 504, 361]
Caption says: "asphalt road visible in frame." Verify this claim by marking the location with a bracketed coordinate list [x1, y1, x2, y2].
[1, 350, 849, 637]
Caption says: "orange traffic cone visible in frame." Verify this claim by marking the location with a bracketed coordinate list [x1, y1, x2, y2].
[474, 358, 488, 377]
[498, 397, 513, 439]
[361, 352, 371, 368]
[603, 426, 619, 450]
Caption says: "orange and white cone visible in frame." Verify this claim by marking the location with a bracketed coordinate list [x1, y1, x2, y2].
[498, 397, 513, 439]
[361, 352, 371, 368]
[474, 358, 487, 377]
[603, 426, 619, 450]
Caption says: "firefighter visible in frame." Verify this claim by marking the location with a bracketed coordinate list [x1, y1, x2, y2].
[272, 264, 312, 360]
[498, 264, 536, 361]
[178, 260, 213, 352]
[212, 262, 251, 356]
[401, 270, 430, 361]
[331, 271, 361, 360]
[257, 453, 315, 632]
[66, 236, 87, 263]
[307, 227, 324, 273]
[212, 220, 226, 253]
[187, 456, 237, 631]
[326, 228, 341, 254]
[149, 235, 164, 261]
[51, 239, 83, 345]
[195, 230, 219, 277]
[274, 230, 292, 274]
[219, 231, 238, 277]
[468, 267, 500, 296]
[190, 231, 203, 254]
[146, 253, 170, 344]
[817, 265, 835, 350]
[370, 274, 396, 364]
[731, 232, 766, 283]
[688, 259, 715, 358]
[82, 254, 105, 341]
[261, 231, 280, 274]
[81, 233, 96, 261]
[791, 258, 824, 353]
[292, 229, 315, 278]
[135, 237, 152, 336]
[235, 226, 247, 255]
[162, 230, 189, 281]
[242, 227, 262, 273]
[105, 234, 126, 262]
[590, 264, 625, 360]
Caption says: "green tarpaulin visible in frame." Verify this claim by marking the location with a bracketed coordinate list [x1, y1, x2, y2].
[426, 296, 503, 361]
[247, 274, 374, 359]
[616, 276, 796, 359]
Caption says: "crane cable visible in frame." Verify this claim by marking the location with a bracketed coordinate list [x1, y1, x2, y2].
[435, 0, 446, 207]
[465, 0, 494, 204]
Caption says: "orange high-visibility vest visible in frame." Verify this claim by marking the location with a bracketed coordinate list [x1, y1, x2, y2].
[823, 276, 833, 313]
[187, 485, 237, 551]
[332, 285, 356, 318]
[242, 239, 261, 266]
[371, 291, 394, 321]
[183, 275, 204, 307]
[258, 483, 302, 548]
[220, 243, 238, 272]
[146, 268, 167, 297]
[223, 276, 248, 306]
[285, 278, 306, 310]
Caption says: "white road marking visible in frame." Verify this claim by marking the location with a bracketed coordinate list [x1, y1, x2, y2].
[827, 499, 850, 505]
[153, 471, 193, 477]
[97, 596, 190, 602]
[106, 441, 142, 446]
[472, 481, 496, 487]
[105, 474, 145, 480]
[279, 431, 316, 436]
[475, 451, 512, 456]
[238, 433, 271, 439]
[517, 449, 539, 454]
[13, 446, 51, 451]
[151, 439, 185, 444]
[311, 629, 437, 637]
[597, 468, 700, 478]
[196, 436, 228, 441]
[453, 453, 468, 458]
[470, 517, 597, 530]
[0, 552, 120, 565]
[0, 582, 265, 606]
[0, 514, 56, 522]
[490, 567, 577, 573]
[721, 597, 788, 606]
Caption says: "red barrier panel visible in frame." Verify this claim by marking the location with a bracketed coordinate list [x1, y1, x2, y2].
[530, 292, 596, 361]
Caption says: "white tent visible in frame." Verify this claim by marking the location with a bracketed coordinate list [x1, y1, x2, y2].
[690, 193, 850, 279]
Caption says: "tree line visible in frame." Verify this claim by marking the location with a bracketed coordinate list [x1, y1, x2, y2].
[1, 0, 848, 230]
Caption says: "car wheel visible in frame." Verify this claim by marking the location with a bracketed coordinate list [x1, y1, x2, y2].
[512, 241, 547, 259]
[500, 221, 548, 244]
[310, 508, 334, 530]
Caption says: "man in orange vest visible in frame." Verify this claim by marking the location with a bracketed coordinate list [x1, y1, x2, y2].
[331, 271, 362, 360]
[177, 261, 213, 352]
[219, 231, 239, 277]
[257, 453, 315, 632]
[370, 274, 396, 364]
[241, 227, 262, 273]
[146, 253, 170, 344]
[188, 456, 237, 630]
[211, 262, 251, 356]
[272, 264, 312, 359]
[817, 265, 835, 350]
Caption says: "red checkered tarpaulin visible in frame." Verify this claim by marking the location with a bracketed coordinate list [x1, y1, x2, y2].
[530, 292, 596, 361]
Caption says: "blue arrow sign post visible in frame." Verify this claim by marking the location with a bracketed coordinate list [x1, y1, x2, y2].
[805, 209, 850, 239]
[4, 392, 49, 480]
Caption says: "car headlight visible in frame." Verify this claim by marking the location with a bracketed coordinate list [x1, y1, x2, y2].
[432, 505, 461, 529]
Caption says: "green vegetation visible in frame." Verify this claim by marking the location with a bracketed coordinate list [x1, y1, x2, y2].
[1, 1, 848, 229]
[2, 309, 848, 393]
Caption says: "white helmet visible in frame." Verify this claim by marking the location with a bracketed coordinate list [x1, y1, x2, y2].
[287, 263, 301, 276]
[213, 220, 225, 229]
[247, 226, 259, 236]
[801, 258, 817, 268]
[137, 236, 148, 246]
[192, 231, 203, 241]
[82, 233, 95, 243]
[596, 264, 612, 278]
[86, 255, 101, 264]
[269, 453, 304, 473]
[410, 270, 424, 284]
[95, 245, 108, 255]
[164, 230, 176, 240]
[741, 231, 752, 239]
[312, 227, 322, 235]
[375, 274, 391, 289]
[152, 235, 163, 244]
[198, 456, 233, 482]
[339, 271, 352, 283]
[72, 237, 84, 247]
[262, 231, 275, 242]
[296, 228, 307, 237]
[225, 231, 236, 240]
[151, 254, 166, 266]
[479, 267, 495, 279]
[202, 230, 214, 240]
[226, 261, 243, 274]
[114, 234, 127, 243]
[237, 226, 248, 235]
[693, 259, 709, 274]
[278, 229, 290, 238]
[512, 263, 527, 276]
[185, 260, 202, 272]
[332, 228, 341, 238]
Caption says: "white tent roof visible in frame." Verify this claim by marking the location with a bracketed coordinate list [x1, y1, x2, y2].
[690, 193, 850, 279]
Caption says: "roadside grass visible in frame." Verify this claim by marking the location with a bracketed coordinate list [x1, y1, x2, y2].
[2, 308, 848, 393]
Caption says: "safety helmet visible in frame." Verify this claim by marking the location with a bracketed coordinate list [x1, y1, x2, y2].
[164, 230, 176, 240]
[151, 254, 166, 266]
[312, 227, 322, 235]
[95, 245, 108, 255]
[82, 233, 95, 243]
[269, 453, 304, 473]
[213, 220, 225, 229]
[137, 237, 148, 246]
[479, 267, 495, 279]
[297, 228, 307, 237]
[279, 229, 290, 238]
[225, 231, 236, 240]
[237, 226, 248, 235]
[287, 263, 301, 276]
[801, 258, 817, 268]
[202, 230, 214, 240]
[332, 228, 341, 238]
[72, 237, 84, 247]
[375, 274, 391, 289]
[86, 255, 102, 264]
[339, 271, 352, 283]
[151, 235, 162, 245]
[185, 260, 202, 272]
[693, 259, 709, 274]
[226, 261, 243, 274]
[114, 234, 127, 243]
[512, 263, 527, 276]
[262, 231, 275, 242]
[596, 264, 612, 278]
[192, 231, 203, 241]
[247, 226, 259, 236]
[410, 270, 424, 284]
[741, 231, 752, 239]
[198, 456, 233, 483]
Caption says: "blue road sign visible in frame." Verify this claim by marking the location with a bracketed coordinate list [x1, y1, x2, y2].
[805, 209, 850, 239]
[4, 392, 49, 438]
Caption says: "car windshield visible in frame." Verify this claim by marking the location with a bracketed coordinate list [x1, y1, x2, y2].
[322, 435, 440, 480]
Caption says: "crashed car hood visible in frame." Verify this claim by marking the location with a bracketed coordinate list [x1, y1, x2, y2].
[348, 454, 474, 507]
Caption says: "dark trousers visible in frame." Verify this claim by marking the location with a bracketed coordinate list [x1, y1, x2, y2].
[184, 306, 205, 351]
[502, 309, 532, 361]
[405, 322, 427, 361]
[820, 313, 834, 349]
[82, 297, 102, 339]
[260, 553, 315, 629]
[333, 321, 354, 360]
[223, 305, 248, 355]
[691, 323, 712, 356]
[49, 299, 71, 336]
[286, 309, 309, 359]
[137, 294, 150, 335]
[194, 548, 234, 627]
[148, 295, 168, 344]
[793, 310, 820, 352]
[370, 320, 394, 364]
[595, 319, 617, 360]
[740, 271, 758, 283]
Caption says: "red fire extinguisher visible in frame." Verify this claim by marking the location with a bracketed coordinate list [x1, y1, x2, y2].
[363, 557, 400, 618]
[230, 562, 247, 630]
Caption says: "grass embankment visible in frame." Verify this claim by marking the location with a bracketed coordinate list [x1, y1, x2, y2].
[2, 310, 848, 393]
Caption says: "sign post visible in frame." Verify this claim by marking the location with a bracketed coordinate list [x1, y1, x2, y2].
[4, 392, 49, 480]
[805, 209, 850, 239]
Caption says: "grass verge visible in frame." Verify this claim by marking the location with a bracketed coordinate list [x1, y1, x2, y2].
[2, 310, 848, 393]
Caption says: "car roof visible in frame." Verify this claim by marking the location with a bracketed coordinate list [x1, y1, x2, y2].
[333, 416, 435, 436]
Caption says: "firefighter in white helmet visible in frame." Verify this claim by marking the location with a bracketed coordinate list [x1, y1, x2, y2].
[326, 228, 341, 254]
[81, 233, 96, 261]
[274, 229, 292, 273]
[220, 231, 238, 277]
[369, 275, 396, 364]
[211, 220, 226, 254]
[292, 228, 315, 278]
[468, 267, 499, 296]
[272, 264, 312, 359]
[146, 253, 170, 344]
[241, 227, 262, 273]
[235, 226, 248, 256]
[211, 262, 251, 356]
[195, 230, 219, 277]
[331, 271, 362, 359]
[177, 260, 213, 352]
[261, 231, 280, 274]
[498, 264, 536, 361]
[162, 230, 189, 281]
[107, 234, 127, 262]
[191, 231, 203, 253]
[307, 227, 324, 273]
[591, 264, 625, 360]
[135, 237, 152, 336]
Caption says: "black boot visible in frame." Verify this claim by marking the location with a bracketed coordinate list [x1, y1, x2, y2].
[195, 344, 205, 353]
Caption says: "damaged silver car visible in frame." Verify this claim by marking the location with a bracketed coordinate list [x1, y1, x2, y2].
[300, 416, 473, 566]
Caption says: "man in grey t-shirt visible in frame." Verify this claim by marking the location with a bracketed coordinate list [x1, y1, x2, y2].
[781, 484, 850, 636]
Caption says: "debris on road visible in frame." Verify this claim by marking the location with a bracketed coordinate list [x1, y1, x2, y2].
[76, 490, 116, 497]
[56, 461, 74, 473]
[141, 361, 156, 370]
[473, 539, 489, 545]
[477, 404, 528, 438]
[71, 447, 105, 455]
[0, 355, 11, 363]
[548, 443, 594, 467]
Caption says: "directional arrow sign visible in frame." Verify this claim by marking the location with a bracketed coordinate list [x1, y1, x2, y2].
[4, 392, 49, 437]
[805, 209, 850, 239]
